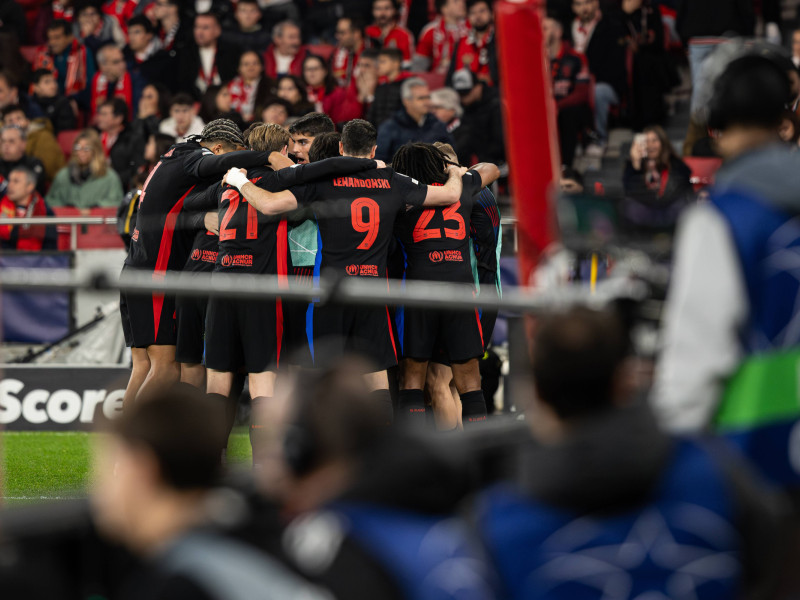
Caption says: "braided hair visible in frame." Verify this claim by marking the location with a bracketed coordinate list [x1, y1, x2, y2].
[391, 142, 453, 185]
[193, 118, 245, 149]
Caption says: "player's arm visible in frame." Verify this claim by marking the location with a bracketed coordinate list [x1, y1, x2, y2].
[185, 150, 269, 179]
[468, 163, 501, 188]
[224, 168, 298, 215]
[421, 165, 466, 206]
[180, 183, 220, 233]
[269, 153, 381, 187]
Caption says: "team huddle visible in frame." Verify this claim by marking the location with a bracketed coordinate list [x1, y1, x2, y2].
[118, 113, 501, 447]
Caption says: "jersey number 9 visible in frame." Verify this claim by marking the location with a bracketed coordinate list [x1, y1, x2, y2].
[351, 197, 380, 250]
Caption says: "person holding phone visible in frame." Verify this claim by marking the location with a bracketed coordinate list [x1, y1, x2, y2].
[622, 125, 693, 233]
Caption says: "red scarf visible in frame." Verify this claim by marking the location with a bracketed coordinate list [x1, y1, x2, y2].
[52, 1, 74, 21]
[307, 85, 328, 112]
[34, 39, 88, 96]
[228, 76, 257, 121]
[90, 71, 133, 120]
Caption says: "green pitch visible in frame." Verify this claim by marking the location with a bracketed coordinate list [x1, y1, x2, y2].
[1, 430, 253, 506]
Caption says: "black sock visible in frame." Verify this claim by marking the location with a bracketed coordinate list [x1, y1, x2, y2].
[370, 388, 394, 426]
[207, 392, 234, 455]
[250, 396, 270, 466]
[398, 389, 426, 428]
[461, 390, 487, 426]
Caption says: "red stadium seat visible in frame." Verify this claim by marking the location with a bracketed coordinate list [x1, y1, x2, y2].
[20, 45, 40, 64]
[57, 129, 81, 159]
[52, 206, 80, 250]
[414, 71, 446, 90]
[52, 207, 124, 250]
[307, 44, 336, 61]
[683, 156, 723, 192]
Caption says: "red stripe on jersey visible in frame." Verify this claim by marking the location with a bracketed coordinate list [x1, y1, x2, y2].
[151, 185, 195, 340]
[277, 220, 288, 288]
[386, 306, 397, 361]
[474, 308, 484, 348]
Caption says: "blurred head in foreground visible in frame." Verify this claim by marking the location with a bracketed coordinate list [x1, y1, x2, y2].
[253, 352, 386, 511]
[92, 386, 227, 553]
[526, 306, 633, 441]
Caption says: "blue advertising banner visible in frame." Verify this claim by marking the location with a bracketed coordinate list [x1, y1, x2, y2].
[0, 253, 72, 343]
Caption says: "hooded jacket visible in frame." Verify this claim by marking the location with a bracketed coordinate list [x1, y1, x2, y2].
[375, 109, 454, 162]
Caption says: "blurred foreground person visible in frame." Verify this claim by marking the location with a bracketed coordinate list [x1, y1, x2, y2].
[92, 385, 329, 600]
[475, 307, 787, 599]
[258, 354, 498, 600]
[653, 54, 800, 490]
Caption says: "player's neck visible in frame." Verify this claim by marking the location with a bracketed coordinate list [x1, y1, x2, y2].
[343, 152, 372, 159]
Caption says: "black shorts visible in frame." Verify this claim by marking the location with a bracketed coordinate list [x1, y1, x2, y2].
[400, 307, 484, 364]
[310, 303, 398, 371]
[282, 299, 312, 367]
[175, 294, 208, 364]
[204, 296, 281, 373]
[119, 269, 177, 348]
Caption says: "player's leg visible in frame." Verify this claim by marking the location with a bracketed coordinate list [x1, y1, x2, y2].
[397, 306, 438, 427]
[137, 344, 180, 400]
[176, 294, 208, 389]
[248, 370, 277, 464]
[451, 358, 486, 426]
[399, 358, 429, 428]
[180, 363, 206, 388]
[123, 347, 150, 408]
[425, 362, 459, 430]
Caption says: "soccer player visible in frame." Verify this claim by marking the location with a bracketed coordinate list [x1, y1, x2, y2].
[120, 118, 272, 406]
[203, 123, 380, 448]
[392, 142, 499, 428]
[224, 119, 464, 422]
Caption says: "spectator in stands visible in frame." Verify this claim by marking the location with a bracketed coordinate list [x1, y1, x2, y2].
[354, 47, 379, 105]
[792, 29, 800, 69]
[30, 1, 76, 46]
[46, 128, 123, 209]
[275, 75, 315, 118]
[0, 32, 33, 93]
[129, 82, 169, 142]
[228, 50, 274, 123]
[620, 0, 672, 129]
[544, 14, 591, 168]
[376, 77, 453, 161]
[259, 97, 291, 126]
[141, 132, 175, 176]
[221, 0, 271, 51]
[102, 0, 138, 35]
[302, 54, 363, 124]
[430, 87, 469, 159]
[123, 15, 171, 89]
[200, 84, 244, 129]
[74, 1, 125, 54]
[779, 110, 800, 146]
[33, 19, 96, 102]
[263, 20, 308, 79]
[0, 166, 57, 251]
[30, 69, 77, 133]
[2, 105, 65, 184]
[571, 0, 627, 156]
[447, 0, 497, 87]
[90, 44, 142, 123]
[414, 0, 467, 75]
[0, 70, 44, 122]
[152, 0, 189, 52]
[158, 93, 205, 142]
[365, 47, 408, 126]
[450, 67, 504, 163]
[0, 126, 46, 195]
[96, 98, 145, 190]
[177, 11, 240, 99]
[623, 125, 692, 233]
[366, 0, 414, 65]
[474, 306, 787, 600]
[331, 17, 366, 89]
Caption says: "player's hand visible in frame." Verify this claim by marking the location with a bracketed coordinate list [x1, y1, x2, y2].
[269, 151, 294, 170]
[375, 160, 387, 168]
[224, 168, 248, 190]
[447, 164, 468, 176]
[204, 211, 219, 235]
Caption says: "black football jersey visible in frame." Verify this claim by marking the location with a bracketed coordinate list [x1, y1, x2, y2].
[395, 171, 482, 283]
[182, 181, 221, 273]
[124, 142, 269, 273]
[291, 167, 428, 279]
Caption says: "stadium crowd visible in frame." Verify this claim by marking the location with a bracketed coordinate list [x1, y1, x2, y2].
[6, 0, 800, 599]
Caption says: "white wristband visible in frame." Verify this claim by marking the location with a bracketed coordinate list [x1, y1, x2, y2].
[227, 169, 249, 191]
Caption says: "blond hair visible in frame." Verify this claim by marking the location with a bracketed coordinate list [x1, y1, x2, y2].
[247, 123, 291, 154]
[433, 141, 458, 164]
[70, 129, 107, 177]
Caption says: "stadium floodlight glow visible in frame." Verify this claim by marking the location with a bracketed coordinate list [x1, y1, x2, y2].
[0, 267, 647, 313]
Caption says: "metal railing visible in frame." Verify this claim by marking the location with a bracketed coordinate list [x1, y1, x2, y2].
[0, 216, 119, 251]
